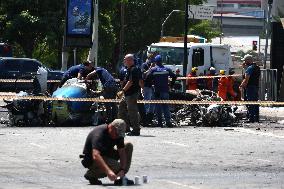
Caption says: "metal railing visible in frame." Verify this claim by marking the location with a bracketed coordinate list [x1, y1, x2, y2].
[259, 69, 277, 101]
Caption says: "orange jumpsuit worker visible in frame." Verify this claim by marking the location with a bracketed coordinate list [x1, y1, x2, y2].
[186, 67, 198, 90]
[206, 67, 216, 91]
[218, 70, 237, 101]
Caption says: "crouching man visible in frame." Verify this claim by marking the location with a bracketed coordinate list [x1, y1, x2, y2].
[81, 119, 134, 185]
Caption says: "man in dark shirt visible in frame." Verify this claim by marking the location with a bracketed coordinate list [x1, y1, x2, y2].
[59, 61, 94, 87]
[239, 54, 260, 122]
[82, 119, 134, 185]
[86, 67, 118, 122]
[118, 54, 143, 136]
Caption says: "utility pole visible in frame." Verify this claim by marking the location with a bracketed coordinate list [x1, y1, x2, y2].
[220, 0, 223, 44]
[88, 0, 98, 67]
[119, 1, 125, 65]
[264, 0, 273, 69]
[183, 0, 189, 92]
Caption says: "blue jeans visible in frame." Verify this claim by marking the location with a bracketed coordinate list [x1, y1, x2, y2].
[143, 87, 155, 114]
[245, 85, 259, 122]
[154, 92, 171, 125]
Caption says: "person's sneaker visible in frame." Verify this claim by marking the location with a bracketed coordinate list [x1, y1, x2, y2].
[114, 177, 134, 186]
[127, 130, 140, 136]
[84, 174, 102, 185]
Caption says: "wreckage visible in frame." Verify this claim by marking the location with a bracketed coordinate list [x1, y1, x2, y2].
[1, 74, 245, 127]
[174, 90, 246, 127]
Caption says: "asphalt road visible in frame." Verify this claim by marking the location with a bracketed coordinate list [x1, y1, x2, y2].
[0, 118, 284, 189]
[0, 93, 283, 189]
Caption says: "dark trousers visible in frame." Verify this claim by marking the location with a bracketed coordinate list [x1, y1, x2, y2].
[102, 86, 118, 123]
[245, 85, 259, 122]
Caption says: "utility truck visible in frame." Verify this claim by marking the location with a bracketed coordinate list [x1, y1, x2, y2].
[147, 36, 233, 76]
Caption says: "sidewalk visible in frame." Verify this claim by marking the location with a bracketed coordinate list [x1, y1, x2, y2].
[260, 107, 284, 121]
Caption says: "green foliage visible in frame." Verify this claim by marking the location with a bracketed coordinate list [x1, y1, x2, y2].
[0, 0, 218, 71]
[189, 20, 221, 42]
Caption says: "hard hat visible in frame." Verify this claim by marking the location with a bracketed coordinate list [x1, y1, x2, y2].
[192, 67, 198, 72]
[219, 70, 225, 75]
[209, 67, 215, 71]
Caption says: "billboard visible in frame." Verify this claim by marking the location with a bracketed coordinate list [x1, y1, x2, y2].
[65, 0, 93, 47]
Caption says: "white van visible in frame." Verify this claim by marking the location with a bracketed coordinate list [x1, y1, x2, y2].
[148, 42, 232, 76]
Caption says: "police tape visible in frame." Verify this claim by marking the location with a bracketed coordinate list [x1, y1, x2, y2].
[0, 95, 283, 106]
[0, 74, 242, 83]
[0, 79, 61, 83]
[176, 74, 242, 80]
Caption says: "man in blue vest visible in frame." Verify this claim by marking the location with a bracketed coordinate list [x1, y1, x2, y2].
[86, 67, 118, 122]
[59, 61, 94, 87]
[146, 55, 176, 127]
[239, 54, 260, 123]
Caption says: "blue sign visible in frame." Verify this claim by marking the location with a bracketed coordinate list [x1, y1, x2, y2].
[67, 0, 92, 35]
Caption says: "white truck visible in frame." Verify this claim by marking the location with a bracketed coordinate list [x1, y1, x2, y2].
[147, 41, 233, 76]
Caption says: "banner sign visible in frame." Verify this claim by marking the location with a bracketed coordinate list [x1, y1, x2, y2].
[65, 0, 93, 47]
[188, 5, 214, 20]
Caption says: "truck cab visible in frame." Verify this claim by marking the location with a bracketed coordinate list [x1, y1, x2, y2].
[148, 42, 232, 76]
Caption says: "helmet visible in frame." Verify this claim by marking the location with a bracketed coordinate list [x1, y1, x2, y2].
[192, 67, 198, 72]
[209, 67, 215, 71]
[219, 70, 225, 75]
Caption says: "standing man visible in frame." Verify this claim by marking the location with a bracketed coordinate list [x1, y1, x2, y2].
[147, 55, 177, 128]
[82, 119, 134, 185]
[59, 61, 93, 87]
[118, 54, 143, 136]
[141, 53, 156, 125]
[239, 54, 260, 123]
[86, 67, 118, 122]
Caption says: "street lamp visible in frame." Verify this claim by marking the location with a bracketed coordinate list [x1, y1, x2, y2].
[161, 10, 184, 37]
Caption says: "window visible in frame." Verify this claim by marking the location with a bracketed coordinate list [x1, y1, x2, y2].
[3, 59, 21, 71]
[192, 48, 204, 68]
[149, 46, 185, 65]
[22, 60, 41, 73]
[217, 3, 234, 8]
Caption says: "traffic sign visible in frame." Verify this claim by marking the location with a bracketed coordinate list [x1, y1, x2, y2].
[188, 5, 214, 20]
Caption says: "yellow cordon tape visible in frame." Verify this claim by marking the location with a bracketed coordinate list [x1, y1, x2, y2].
[0, 95, 283, 106]
[0, 79, 61, 83]
[0, 74, 242, 83]
[176, 74, 242, 80]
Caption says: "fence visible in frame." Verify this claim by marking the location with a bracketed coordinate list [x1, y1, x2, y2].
[259, 69, 277, 101]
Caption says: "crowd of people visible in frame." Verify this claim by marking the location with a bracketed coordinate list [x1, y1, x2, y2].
[59, 53, 260, 185]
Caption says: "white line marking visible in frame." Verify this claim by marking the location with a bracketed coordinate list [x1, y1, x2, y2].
[162, 141, 189, 147]
[235, 128, 284, 139]
[30, 143, 44, 149]
[164, 180, 201, 189]
[256, 159, 272, 163]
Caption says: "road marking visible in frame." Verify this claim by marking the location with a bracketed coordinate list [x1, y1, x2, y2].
[235, 128, 284, 139]
[256, 159, 272, 163]
[163, 180, 201, 189]
[30, 143, 45, 149]
[162, 141, 189, 147]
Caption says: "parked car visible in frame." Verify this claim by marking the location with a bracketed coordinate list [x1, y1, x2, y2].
[0, 57, 64, 92]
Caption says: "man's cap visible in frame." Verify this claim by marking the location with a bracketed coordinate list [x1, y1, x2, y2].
[111, 119, 126, 137]
[241, 54, 253, 61]
[154, 55, 162, 63]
